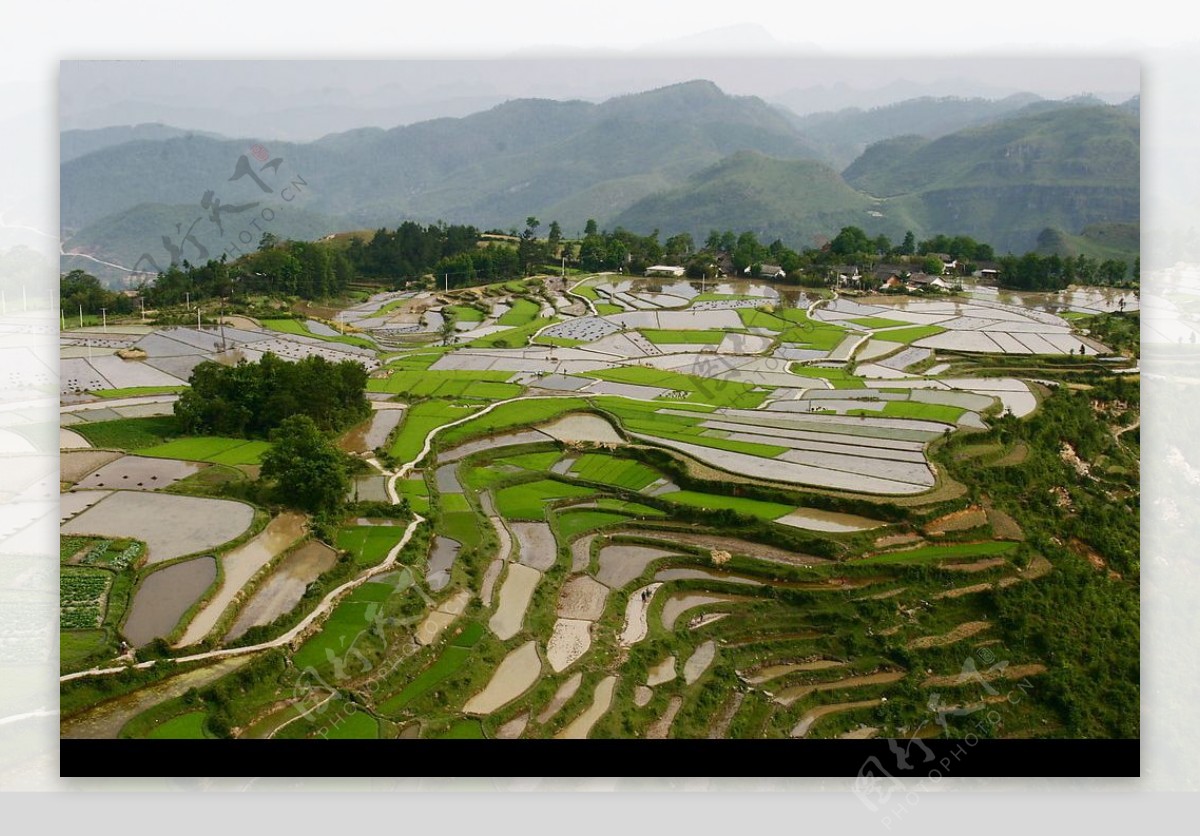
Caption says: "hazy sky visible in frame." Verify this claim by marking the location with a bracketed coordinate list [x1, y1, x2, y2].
[60, 45, 1139, 141]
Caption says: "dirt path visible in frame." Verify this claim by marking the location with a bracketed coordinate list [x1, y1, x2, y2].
[62, 513, 425, 683]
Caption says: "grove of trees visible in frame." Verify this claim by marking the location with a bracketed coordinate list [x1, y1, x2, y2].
[174, 353, 370, 439]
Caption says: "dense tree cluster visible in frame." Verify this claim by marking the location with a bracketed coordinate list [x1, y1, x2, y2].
[60, 270, 135, 317]
[350, 221, 480, 279]
[996, 252, 1131, 291]
[259, 414, 353, 516]
[575, 222, 666, 274]
[174, 353, 370, 439]
[139, 237, 355, 308]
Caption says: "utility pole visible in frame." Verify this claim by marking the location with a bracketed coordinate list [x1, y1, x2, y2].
[100, 308, 107, 332]
[79, 304, 83, 328]
[444, 273, 449, 294]
[185, 291, 190, 310]
[197, 308, 201, 330]
[61, 309, 66, 330]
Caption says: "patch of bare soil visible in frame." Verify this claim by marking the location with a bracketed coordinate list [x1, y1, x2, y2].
[984, 504, 1025, 541]
[943, 557, 1007, 573]
[873, 533, 923, 550]
[790, 698, 883, 738]
[613, 529, 830, 567]
[771, 669, 906, 707]
[923, 506, 987, 536]
[907, 620, 991, 650]
[707, 692, 745, 739]
[992, 443, 1029, 467]
[921, 663, 1046, 689]
[645, 695, 684, 740]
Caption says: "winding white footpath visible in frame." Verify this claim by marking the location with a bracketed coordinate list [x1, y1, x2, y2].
[61, 512, 425, 683]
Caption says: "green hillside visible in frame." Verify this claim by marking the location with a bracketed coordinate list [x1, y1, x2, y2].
[843, 104, 1139, 254]
[611, 150, 905, 248]
[787, 93, 1044, 168]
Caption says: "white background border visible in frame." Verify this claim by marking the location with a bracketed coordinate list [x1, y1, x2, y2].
[1, 1, 1195, 832]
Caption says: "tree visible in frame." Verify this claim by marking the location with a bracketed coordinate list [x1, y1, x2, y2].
[829, 226, 872, 258]
[898, 231, 916, 256]
[732, 231, 764, 272]
[921, 254, 945, 275]
[259, 414, 351, 516]
[439, 312, 457, 346]
[664, 232, 694, 261]
[584, 219, 598, 237]
[547, 220, 562, 254]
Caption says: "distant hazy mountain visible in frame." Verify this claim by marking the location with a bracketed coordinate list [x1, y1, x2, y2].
[60, 124, 228, 163]
[61, 202, 344, 283]
[782, 93, 1045, 170]
[611, 150, 888, 249]
[62, 79, 820, 240]
[61, 80, 1139, 280]
[841, 103, 1139, 253]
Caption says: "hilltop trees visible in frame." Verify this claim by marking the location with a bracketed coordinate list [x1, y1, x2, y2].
[60, 269, 134, 316]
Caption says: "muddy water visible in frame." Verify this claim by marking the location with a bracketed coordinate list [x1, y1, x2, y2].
[539, 414, 622, 444]
[645, 695, 684, 739]
[774, 508, 883, 533]
[790, 698, 884, 738]
[339, 408, 405, 455]
[224, 542, 338, 641]
[61, 655, 250, 739]
[660, 593, 742, 631]
[555, 675, 617, 739]
[176, 511, 308, 646]
[488, 564, 541, 641]
[535, 671, 583, 724]
[426, 536, 461, 592]
[596, 545, 679, 588]
[123, 556, 217, 647]
[511, 521, 557, 571]
[463, 640, 541, 715]
[350, 475, 389, 503]
[654, 567, 762, 586]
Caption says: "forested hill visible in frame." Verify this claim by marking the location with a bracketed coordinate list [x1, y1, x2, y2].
[61, 80, 817, 235]
[62, 81, 1138, 281]
[841, 103, 1139, 254]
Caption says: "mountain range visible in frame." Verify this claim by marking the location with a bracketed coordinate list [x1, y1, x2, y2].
[60, 79, 1139, 282]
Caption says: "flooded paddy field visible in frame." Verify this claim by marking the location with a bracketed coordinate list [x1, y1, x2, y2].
[122, 556, 217, 647]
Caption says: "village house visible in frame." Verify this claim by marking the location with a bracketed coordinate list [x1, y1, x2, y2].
[644, 264, 686, 278]
[906, 272, 949, 291]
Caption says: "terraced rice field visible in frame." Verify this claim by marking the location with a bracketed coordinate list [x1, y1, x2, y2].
[64, 278, 1132, 744]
